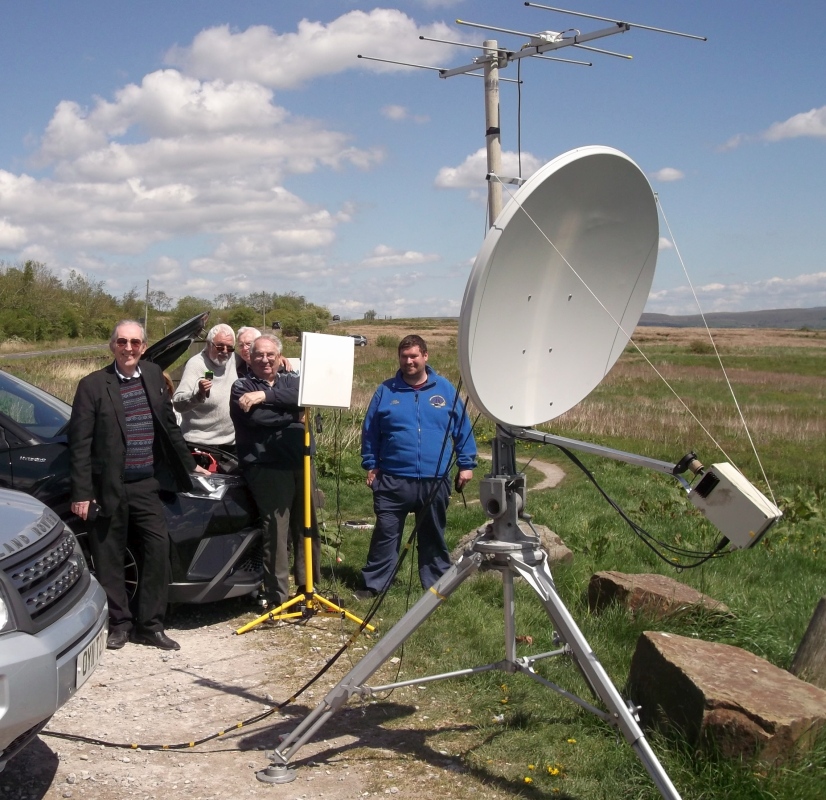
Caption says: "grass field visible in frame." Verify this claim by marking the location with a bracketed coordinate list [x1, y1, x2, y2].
[2, 320, 824, 799]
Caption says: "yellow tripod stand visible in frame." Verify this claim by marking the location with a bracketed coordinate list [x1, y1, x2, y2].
[235, 415, 374, 635]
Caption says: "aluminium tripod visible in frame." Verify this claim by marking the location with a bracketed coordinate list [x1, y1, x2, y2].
[255, 432, 682, 799]
[235, 415, 374, 635]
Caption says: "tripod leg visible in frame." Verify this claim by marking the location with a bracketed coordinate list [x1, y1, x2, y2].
[508, 554, 682, 800]
[268, 551, 483, 770]
[503, 570, 517, 667]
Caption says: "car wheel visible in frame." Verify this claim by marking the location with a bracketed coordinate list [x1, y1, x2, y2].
[75, 530, 139, 601]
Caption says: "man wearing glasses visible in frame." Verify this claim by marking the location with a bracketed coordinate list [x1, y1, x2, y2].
[69, 320, 204, 651]
[235, 325, 261, 378]
[173, 323, 238, 454]
[230, 334, 320, 608]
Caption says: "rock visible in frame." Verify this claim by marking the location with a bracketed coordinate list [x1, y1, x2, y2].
[451, 524, 573, 567]
[588, 571, 730, 620]
[790, 596, 826, 690]
[628, 631, 826, 762]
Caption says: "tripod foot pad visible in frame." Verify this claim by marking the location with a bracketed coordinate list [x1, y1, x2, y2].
[256, 765, 297, 784]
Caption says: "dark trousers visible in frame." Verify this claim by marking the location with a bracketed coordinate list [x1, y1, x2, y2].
[361, 473, 451, 593]
[87, 477, 170, 633]
[245, 464, 321, 605]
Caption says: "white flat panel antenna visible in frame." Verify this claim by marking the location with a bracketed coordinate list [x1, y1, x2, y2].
[459, 145, 658, 427]
[298, 333, 354, 409]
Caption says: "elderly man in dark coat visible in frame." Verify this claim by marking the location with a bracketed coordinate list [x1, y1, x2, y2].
[69, 319, 204, 651]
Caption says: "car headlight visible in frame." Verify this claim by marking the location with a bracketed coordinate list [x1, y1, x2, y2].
[0, 588, 16, 634]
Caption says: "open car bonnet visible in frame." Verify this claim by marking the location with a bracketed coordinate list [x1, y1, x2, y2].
[142, 311, 210, 370]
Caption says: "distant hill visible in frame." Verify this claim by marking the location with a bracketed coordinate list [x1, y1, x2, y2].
[639, 307, 826, 330]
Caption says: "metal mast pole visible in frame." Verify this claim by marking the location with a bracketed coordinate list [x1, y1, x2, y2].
[482, 40, 517, 478]
[144, 279, 149, 339]
[483, 40, 503, 228]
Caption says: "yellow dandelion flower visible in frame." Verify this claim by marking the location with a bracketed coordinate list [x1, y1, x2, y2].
[567, 738, 577, 744]
[528, 764, 535, 770]
[523, 776, 533, 784]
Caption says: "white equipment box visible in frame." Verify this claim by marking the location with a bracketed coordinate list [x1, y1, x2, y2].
[688, 462, 782, 549]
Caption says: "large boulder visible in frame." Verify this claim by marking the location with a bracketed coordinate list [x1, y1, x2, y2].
[628, 631, 826, 762]
[588, 570, 730, 620]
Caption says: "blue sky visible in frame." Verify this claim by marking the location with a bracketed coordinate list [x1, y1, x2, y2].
[1, 1, 824, 318]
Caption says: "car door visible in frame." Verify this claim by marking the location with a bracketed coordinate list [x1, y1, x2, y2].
[0, 372, 73, 515]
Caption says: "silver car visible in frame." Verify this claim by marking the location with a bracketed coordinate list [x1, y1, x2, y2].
[0, 488, 107, 771]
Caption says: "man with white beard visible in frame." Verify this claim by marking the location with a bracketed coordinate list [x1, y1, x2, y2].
[173, 323, 238, 453]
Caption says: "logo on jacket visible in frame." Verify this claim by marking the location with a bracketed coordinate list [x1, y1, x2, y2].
[430, 395, 446, 408]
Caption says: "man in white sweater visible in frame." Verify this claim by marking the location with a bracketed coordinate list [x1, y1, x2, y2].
[173, 323, 238, 454]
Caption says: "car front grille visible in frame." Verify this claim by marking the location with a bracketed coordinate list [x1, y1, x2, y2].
[234, 541, 264, 575]
[0, 719, 50, 763]
[3, 515, 84, 627]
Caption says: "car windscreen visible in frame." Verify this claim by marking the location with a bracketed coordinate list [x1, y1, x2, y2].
[0, 370, 72, 440]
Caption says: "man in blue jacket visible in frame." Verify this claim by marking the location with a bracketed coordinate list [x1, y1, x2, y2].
[357, 335, 476, 598]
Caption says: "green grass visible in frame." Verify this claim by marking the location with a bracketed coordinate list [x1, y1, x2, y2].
[3, 322, 825, 800]
[309, 326, 825, 800]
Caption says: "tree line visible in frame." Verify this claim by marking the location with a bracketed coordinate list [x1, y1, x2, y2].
[0, 260, 331, 342]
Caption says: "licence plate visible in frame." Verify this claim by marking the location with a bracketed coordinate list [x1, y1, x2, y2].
[76, 624, 108, 689]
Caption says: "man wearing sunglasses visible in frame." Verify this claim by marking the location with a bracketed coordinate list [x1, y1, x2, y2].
[173, 323, 238, 454]
[68, 320, 203, 651]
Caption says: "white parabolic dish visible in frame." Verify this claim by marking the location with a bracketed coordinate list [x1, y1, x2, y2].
[458, 145, 659, 428]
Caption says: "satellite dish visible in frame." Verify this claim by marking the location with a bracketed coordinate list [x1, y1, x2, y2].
[459, 145, 658, 427]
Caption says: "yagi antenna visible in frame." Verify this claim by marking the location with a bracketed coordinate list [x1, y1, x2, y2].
[358, 4, 705, 227]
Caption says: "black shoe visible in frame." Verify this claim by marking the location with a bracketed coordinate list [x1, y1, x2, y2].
[107, 629, 130, 650]
[353, 589, 377, 601]
[132, 630, 181, 651]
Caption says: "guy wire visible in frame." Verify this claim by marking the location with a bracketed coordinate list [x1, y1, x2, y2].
[657, 199, 777, 505]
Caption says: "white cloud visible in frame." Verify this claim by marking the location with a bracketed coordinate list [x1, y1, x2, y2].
[435, 148, 545, 190]
[763, 105, 826, 141]
[0, 53, 387, 291]
[165, 11, 456, 89]
[658, 237, 673, 251]
[0, 218, 27, 249]
[647, 271, 826, 315]
[381, 104, 429, 123]
[382, 104, 407, 121]
[344, 269, 463, 318]
[717, 133, 748, 152]
[649, 167, 684, 182]
[360, 244, 440, 269]
[721, 105, 826, 152]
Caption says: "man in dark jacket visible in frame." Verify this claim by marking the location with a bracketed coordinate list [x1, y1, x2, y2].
[69, 320, 201, 651]
[230, 333, 320, 607]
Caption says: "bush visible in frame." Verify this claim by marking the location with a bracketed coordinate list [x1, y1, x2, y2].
[688, 339, 714, 355]
[376, 335, 397, 348]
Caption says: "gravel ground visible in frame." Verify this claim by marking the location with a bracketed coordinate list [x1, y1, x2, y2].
[2, 600, 409, 800]
[3, 458, 567, 800]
